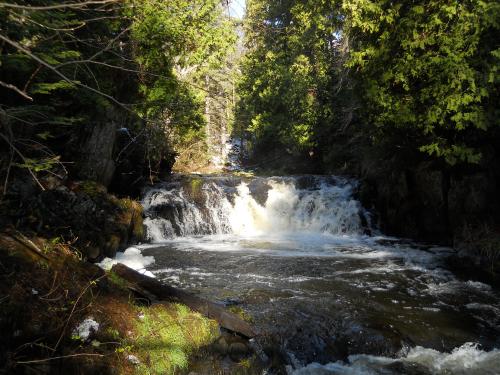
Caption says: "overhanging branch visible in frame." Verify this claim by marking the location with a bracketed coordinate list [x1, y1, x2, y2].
[0, 0, 120, 11]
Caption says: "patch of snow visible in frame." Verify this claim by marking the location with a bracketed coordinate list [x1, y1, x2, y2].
[126, 354, 141, 365]
[73, 317, 99, 340]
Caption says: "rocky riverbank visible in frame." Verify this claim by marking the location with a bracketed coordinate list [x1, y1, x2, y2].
[0, 231, 270, 375]
[0, 179, 144, 262]
[0, 176, 278, 374]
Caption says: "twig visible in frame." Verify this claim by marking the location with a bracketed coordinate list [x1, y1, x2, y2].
[0, 80, 33, 101]
[0, 1, 120, 11]
[10, 232, 50, 261]
[53, 275, 105, 352]
[87, 26, 130, 62]
[3, 142, 14, 195]
[114, 128, 146, 162]
[23, 64, 43, 92]
[0, 132, 46, 191]
[0, 34, 132, 115]
[17, 353, 105, 364]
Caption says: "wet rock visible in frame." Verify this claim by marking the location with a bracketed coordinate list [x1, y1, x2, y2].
[40, 175, 65, 190]
[213, 336, 229, 355]
[7, 181, 144, 261]
[223, 298, 241, 307]
[229, 342, 249, 361]
[84, 246, 101, 261]
[244, 289, 293, 304]
[249, 338, 269, 363]
[386, 361, 432, 374]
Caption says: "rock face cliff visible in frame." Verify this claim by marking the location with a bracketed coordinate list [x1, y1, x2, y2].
[356, 161, 500, 285]
[359, 164, 500, 244]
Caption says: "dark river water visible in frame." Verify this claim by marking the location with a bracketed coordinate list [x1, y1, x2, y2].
[102, 175, 500, 374]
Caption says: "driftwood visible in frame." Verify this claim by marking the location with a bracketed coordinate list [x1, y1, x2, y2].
[111, 263, 256, 338]
[1, 232, 50, 261]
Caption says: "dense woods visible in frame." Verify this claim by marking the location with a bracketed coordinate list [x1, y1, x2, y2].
[238, 0, 499, 169]
[0, 3, 240, 373]
[2, 0, 499, 242]
[237, 0, 500, 243]
[1, 0, 500, 374]
[0, 0, 236, 193]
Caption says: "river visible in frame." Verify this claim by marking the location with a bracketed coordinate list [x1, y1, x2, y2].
[109, 174, 500, 374]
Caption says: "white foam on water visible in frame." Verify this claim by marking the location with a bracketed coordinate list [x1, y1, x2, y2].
[144, 217, 175, 242]
[426, 279, 494, 297]
[142, 177, 370, 242]
[466, 280, 492, 291]
[466, 303, 500, 313]
[290, 343, 500, 375]
[132, 175, 500, 373]
[227, 179, 365, 236]
[404, 343, 500, 374]
[98, 247, 155, 277]
[136, 233, 453, 273]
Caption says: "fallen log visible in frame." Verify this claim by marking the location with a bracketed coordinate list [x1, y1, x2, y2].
[111, 263, 256, 339]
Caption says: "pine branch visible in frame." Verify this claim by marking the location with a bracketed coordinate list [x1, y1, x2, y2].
[0, 33, 132, 114]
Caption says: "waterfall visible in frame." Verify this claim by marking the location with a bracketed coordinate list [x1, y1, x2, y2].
[142, 175, 371, 242]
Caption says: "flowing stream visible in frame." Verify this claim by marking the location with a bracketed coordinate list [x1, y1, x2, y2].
[117, 174, 500, 374]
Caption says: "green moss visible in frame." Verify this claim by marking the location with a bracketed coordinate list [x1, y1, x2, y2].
[185, 177, 204, 203]
[129, 304, 219, 375]
[131, 211, 144, 240]
[42, 236, 62, 254]
[190, 177, 203, 191]
[107, 271, 129, 291]
[238, 358, 252, 368]
[106, 235, 121, 254]
[228, 306, 254, 323]
[105, 327, 121, 340]
[232, 171, 255, 178]
[80, 180, 107, 196]
[117, 198, 142, 212]
[116, 198, 144, 240]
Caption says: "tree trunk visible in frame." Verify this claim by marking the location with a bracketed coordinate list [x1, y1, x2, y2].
[111, 263, 256, 338]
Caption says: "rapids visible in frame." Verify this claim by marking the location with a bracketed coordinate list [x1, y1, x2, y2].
[131, 175, 500, 374]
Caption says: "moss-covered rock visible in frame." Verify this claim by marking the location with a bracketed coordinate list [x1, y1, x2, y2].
[0, 231, 221, 375]
[3, 180, 145, 261]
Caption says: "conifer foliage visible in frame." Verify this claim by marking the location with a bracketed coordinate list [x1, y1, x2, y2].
[238, 0, 500, 170]
[0, 0, 236, 189]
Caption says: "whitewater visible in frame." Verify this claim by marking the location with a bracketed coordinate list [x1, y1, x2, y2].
[100, 175, 500, 374]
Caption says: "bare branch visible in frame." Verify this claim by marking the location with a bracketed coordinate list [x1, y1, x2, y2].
[3, 145, 14, 195]
[23, 65, 43, 92]
[0, 132, 45, 191]
[0, 33, 133, 114]
[0, 80, 33, 101]
[87, 26, 130, 61]
[17, 353, 105, 364]
[0, 1, 120, 11]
